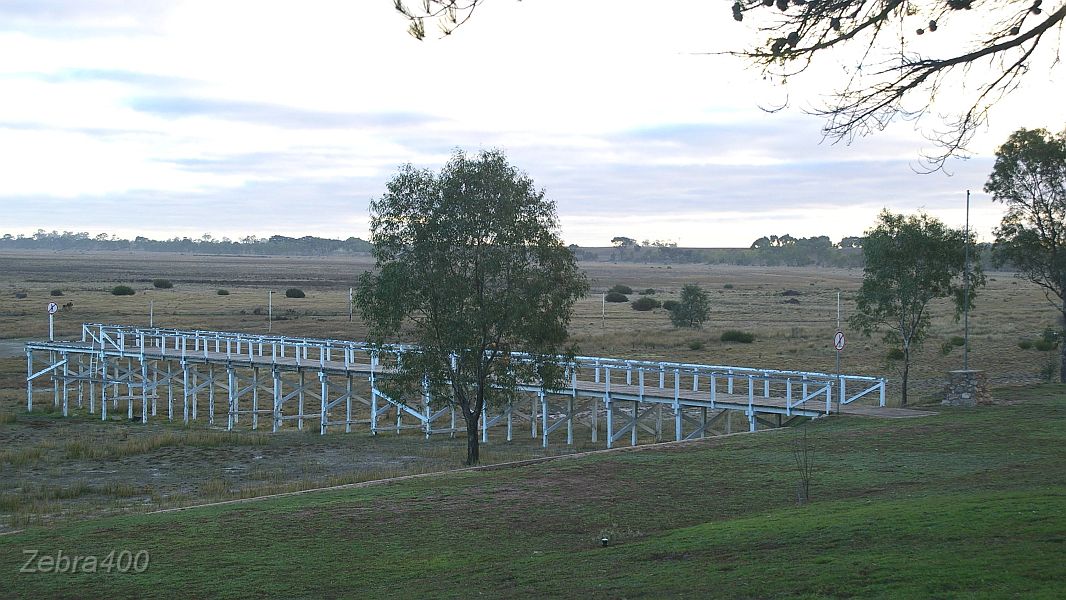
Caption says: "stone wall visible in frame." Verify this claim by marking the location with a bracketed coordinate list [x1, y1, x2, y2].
[943, 370, 992, 407]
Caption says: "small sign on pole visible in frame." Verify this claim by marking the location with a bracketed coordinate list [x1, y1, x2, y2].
[833, 330, 846, 351]
[47, 302, 58, 341]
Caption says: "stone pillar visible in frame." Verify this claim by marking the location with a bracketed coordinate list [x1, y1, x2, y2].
[943, 370, 991, 407]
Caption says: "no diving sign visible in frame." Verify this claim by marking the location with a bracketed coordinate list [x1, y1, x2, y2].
[833, 330, 846, 351]
[47, 302, 59, 315]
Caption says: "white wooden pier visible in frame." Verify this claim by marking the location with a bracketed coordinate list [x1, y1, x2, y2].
[25, 324, 887, 448]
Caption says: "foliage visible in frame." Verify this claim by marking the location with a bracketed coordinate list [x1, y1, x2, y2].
[630, 297, 661, 311]
[1019, 339, 1035, 350]
[849, 210, 984, 405]
[986, 127, 1066, 382]
[392, 1, 1066, 167]
[216, 289, 230, 296]
[640, 288, 656, 295]
[721, 330, 755, 343]
[355, 149, 588, 465]
[609, 284, 634, 295]
[152, 279, 173, 289]
[670, 284, 711, 329]
[723, 283, 734, 289]
[731, 0, 1066, 168]
[604, 291, 629, 303]
[662, 300, 680, 312]
[111, 285, 136, 296]
[688, 340, 706, 351]
[886, 348, 905, 361]
[0, 231, 373, 256]
[49, 289, 63, 297]
[284, 288, 305, 299]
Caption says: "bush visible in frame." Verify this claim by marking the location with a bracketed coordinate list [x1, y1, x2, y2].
[50, 289, 64, 297]
[152, 279, 173, 289]
[285, 288, 306, 299]
[217, 289, 230, 296]
[1034, 339, 1055, 352]
[670, 284, 710, 329]
[609, 284, 634, 295]
[781, 289, 801, 296]
[688, 340, 705, 351]
[949, 335, 966, 347]
[723, 284, 734, 289]
[886, 348, 905, 360]
[631, 297, 660, 311]
[720, 330, 754, 343]
[639, 288, 656, 295]
[662, 300, 680, 311]
[604, 291, 628, 303]
[111, 285, 136, 296]
[1018, 339, 1034, 350]
[14, 291, 27, 299]
[1041, 327, 1061, 347]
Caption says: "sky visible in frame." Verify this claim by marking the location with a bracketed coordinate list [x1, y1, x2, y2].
[0, 1, 1062, 247]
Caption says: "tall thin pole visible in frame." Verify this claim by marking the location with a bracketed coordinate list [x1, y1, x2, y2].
[349, 287, 354, 322]
[601, 293, 606, 329]
[150, 300, 154, 328]
[268, 290, 272, 333]
[964, 190, 971, 371]
[835, 291, 841, 374]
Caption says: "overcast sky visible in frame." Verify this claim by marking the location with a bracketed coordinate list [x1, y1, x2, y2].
[1, 1, 1062, 247]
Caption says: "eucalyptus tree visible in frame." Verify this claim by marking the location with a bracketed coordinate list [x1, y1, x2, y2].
[850, 210, 983, 405]
[985, 127, 1066, 382]
[356, 149, 588, 465]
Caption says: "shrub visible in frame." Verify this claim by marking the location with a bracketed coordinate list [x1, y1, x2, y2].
[1040, 327, 1062, 347]
[217, 289, 230, 295]
[111, 285, 136, 296]
[662, 300, 680, 311]
[609, 284, 633, 295]
[723, 284, 734, 289]
[631, 297, 660, 311]
[781, 289, 801, 296]
[886, 348, 905, 360]
[14, 291, 27, 299]
[604, 291, 628, 303]
[285, 288, 306, 299]
[1034, 339, 1055, 352]
[1018, 339, 1034, 350]
[670, 284, 710, 329]
[639, 288, 656, 295]
[252, 307, 264, 315]
[721, 330, 754, 343]
[49, 289, 64, 297]
[949, 335, 966, 347]
[688, 340, 705, 351]
[152, 279, 173, 289]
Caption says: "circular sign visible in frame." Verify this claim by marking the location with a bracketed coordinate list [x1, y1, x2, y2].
[833, 330, 846, 351]
[47, 302, 59, 315]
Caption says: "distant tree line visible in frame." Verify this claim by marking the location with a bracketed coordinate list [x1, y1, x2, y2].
[0, 230, 373, 256]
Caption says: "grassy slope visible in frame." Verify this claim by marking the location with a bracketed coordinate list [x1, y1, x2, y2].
[1, 385, 1064, 599]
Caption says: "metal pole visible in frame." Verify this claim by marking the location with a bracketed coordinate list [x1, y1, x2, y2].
[49, 314, 54, 342]
[150, 300, 154, 328]
[601, 293, 605, 329]
[349, 287, 354, 322]
[268, 290, 272, 333]
[963, 190, 971, 370]
[835, 291, 840, 374]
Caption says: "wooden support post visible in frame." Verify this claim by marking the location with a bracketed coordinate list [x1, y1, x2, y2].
[207, 365, 215, 425]
[297, 369, 305, 431]
[100, 356, 109, 421]
[167, 363, 174, 421]
[631, 400, 638, 446]
[272, 368, 282, 432]
[566, 395, 574, 446]
[252, 367, 259, 430]
[319, 370, 328, 436]
[346, 374, 353, 434]
[141, 359, 148, 424]
[182, 362, 190, 424]
[61, 352, 70, 417]
[605, 397, 613, 449]
[25, 349, 33, 412]
[227, 365, 237, 431]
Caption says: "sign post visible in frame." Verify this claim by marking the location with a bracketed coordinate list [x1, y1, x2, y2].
[47, 302, 58, 341]
[268, 290, 273, 333]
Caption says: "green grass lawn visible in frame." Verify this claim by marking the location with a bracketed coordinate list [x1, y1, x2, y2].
[1, 385, 1064, 599]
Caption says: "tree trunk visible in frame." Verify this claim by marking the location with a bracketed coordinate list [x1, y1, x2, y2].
[464, 410, 480, 466]
[900, 349, 910, 407]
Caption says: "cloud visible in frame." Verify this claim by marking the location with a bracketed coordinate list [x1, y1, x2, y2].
[128, 96, 441, 130]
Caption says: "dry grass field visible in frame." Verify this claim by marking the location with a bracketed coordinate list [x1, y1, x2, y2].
[0, 250, 1061, 530]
